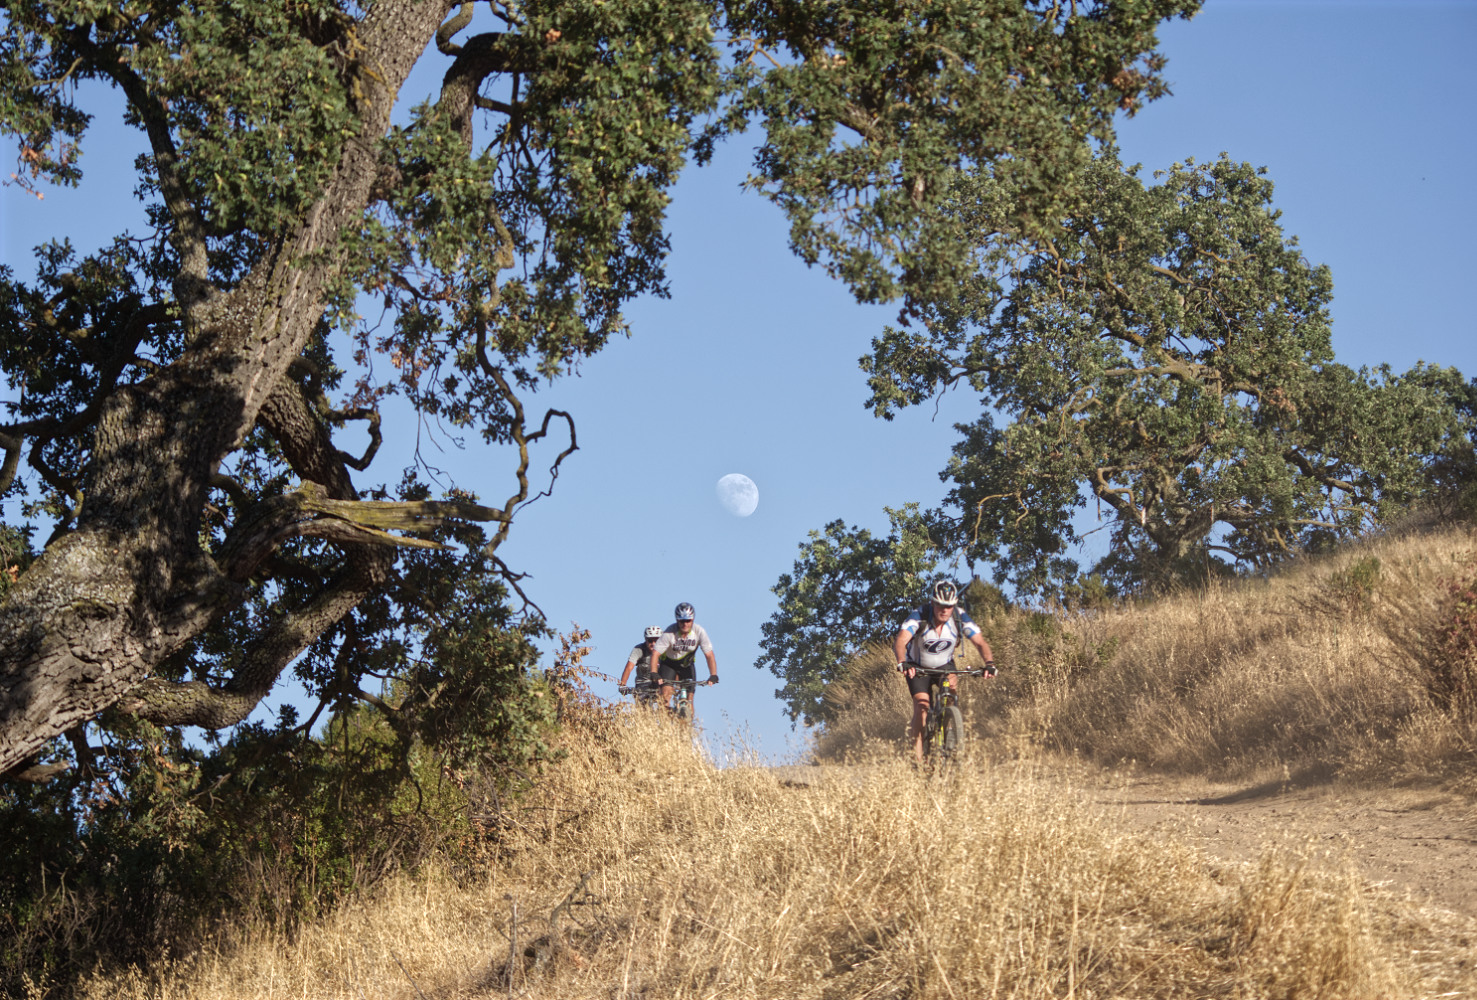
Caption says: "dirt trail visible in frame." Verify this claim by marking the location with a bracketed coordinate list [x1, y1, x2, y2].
[772, 758, 1477, 990]
[1065, 765, 1477, 993]
[771, 760, 1477, 918]
[1071, 766, 1477, 921]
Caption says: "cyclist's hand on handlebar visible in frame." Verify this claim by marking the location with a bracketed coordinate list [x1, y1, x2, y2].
[897, 661, 915, 679]
[618, 685, 631, 695]
[983, 662, 997, 678]
[707, 675, 718, 685]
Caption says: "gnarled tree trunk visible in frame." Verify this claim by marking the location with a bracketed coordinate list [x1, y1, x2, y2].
[0, 0, 456, 774]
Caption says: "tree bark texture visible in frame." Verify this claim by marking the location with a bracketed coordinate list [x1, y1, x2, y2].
[0, 0, 458, 774]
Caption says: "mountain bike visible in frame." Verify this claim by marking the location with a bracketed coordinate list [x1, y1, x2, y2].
[665, 677, 714, 723]
[618, 678, 663, 711]
[911, 665, 993, 762]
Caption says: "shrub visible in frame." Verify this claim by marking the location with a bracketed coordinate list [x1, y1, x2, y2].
[0, 622, 562, 995]
[1426, 575, 1477, 720]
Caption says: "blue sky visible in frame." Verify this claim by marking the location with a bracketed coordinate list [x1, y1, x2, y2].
[4, 1, 1475, 764]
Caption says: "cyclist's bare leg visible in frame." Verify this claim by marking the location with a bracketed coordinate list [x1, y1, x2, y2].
[909, 691, 931, 763]
[659, 681, 675, 711]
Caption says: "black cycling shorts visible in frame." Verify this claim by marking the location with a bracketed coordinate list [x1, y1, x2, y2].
[658, 656, 696, 684]
[905, 661, 955, 698]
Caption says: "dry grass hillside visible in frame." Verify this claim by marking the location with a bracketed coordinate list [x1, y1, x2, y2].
[57, 519, 1477, 999]
[61, 712, 1454, 1000]
[820, 518, 1477, 791]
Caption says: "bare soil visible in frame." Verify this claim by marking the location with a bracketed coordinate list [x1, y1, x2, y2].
[775, 758, 1477, 993]
[1071, 764, 1477, 995]
[1073, 765, 1477, 920]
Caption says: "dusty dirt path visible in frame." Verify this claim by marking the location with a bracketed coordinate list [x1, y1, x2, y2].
[1069, 766, 1477, 921]
[776, 757, 1477, 992]
[774, 759, 1477, 919]
[1059, 764, 1477, 994]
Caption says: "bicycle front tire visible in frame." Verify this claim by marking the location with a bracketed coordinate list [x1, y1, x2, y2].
[940, 705, 964, 757]
[923, 709, 945, 759]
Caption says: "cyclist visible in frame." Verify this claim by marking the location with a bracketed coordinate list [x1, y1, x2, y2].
[617, 627, 663, 706]
[894, 579, 996, 763]
[652, 602, 719, 720]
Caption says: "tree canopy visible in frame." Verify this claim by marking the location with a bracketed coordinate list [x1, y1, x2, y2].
[756, 150, 1474, 722]
[863, 153, 1476, 596]
[0, 0, 1200, 776]
[757, 504, 938, 725]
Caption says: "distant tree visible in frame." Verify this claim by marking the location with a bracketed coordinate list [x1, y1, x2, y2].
[757, 504, 939, 726]
[0, 0, 1198, 775]
[864, 153, 1476, 595]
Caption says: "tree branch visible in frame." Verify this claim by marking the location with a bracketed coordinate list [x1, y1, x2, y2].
[436, 3, 475, 54]
[1283, 447, 1360, 496]
[437, 30, 538, 146]
[216, 481, 510, 582]
[2, 760, 71, 783]
[0, 432, 19, 495]
[66, 29, 212, 309]
[472, 327, 577, 554]
[117, 557, 386, 729]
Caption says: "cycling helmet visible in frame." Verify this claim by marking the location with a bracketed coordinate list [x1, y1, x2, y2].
[644, 626, 662, 640]
[674, 602, 695, 621]
[929, 579, 959, 607]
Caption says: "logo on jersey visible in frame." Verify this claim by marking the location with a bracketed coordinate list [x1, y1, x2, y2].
[922, 637, 955, 654]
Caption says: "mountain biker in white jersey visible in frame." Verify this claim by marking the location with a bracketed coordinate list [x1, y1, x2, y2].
[617, 627, 662, 701]
[894, 579, 996, 764]
[652, 602, 718, 719]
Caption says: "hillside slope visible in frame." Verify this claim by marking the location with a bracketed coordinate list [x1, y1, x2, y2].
[62, 521, 1477, 999]
[73, 718, 1477, 998]
[818, 518, 1477, 790]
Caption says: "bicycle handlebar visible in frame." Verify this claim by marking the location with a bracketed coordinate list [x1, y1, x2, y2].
[906, 665, 998, 678]
[663, 678, 716, 690]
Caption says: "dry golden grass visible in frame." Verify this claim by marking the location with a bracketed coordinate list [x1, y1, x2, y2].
[67, 710, 1426, 1000]
[60, 520, 1477, 999]
[819, 520, 1477, 788]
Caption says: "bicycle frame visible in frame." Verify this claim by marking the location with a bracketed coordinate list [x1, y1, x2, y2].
[630, 679, 662, 710]
[662, 677, 712, 722]
[910, 666, 988, 761]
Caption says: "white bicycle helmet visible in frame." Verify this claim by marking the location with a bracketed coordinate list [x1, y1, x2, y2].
[929, 579, 959, 607]
[644, 626, 662, 640]
[674, 602, 695, 621]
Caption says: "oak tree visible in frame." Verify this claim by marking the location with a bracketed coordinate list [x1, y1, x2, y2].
[864, 153, 1476, 595]
[0, 0, 1197, 776]
[757, 504, 938, 725]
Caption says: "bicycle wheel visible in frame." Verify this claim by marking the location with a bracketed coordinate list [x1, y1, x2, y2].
[674, 696, 692, 723]
[922, 708, 942, 760]
[940, 705, 964, 758]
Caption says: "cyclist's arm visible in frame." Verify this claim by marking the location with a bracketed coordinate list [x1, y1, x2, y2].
[968, 631, 995, 669]
[650, 636, 671, 681]
[893, 627, 915, 675]
[618, 654, 638, 687]
[703, 647, 717, 680]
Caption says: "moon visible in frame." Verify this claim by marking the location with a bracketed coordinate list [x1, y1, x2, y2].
[715, 473, 759, 517]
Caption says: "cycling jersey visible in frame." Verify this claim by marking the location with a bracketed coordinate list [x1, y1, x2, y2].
[899, 606, 981, 669]
[653, 622, 713, 664]
[625, 643, 654, 676]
